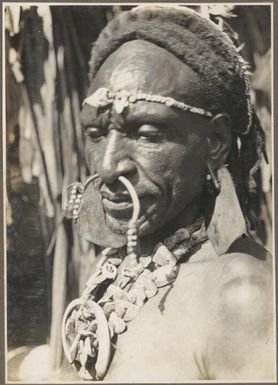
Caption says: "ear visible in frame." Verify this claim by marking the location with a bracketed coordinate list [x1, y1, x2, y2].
[207, 113, 232, 170]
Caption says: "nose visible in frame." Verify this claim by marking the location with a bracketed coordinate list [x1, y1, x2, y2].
[98, 129, 136, 184]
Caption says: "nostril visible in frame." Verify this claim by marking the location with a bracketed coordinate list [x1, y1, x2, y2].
[98, 168, 118, 185]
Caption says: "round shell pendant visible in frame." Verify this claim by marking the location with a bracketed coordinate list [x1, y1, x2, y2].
[62, 298, 111, 380]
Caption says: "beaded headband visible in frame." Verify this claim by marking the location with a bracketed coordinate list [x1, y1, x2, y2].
[83, 87, 213, 117]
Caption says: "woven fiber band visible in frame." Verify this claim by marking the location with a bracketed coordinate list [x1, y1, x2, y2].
[83, 87, 213, 117]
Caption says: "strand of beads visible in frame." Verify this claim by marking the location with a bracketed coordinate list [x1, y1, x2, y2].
[126, 224, 138, 269]
[118, 176, 140, 268]
[83, 87, 213, 118]
[68, 184, 84, 223]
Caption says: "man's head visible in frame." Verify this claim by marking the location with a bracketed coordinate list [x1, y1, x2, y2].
[80, 5, 266, 242]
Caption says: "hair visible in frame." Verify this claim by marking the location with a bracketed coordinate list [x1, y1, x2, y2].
[88, 5, 267, 226]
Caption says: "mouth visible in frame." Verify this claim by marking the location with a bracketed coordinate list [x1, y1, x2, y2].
[99, 180, 161, 230]
[100, 187, 134, 218]
[102, 197, 133, 219]
[101, 189, 155, 221]
[101, 190, 131, 202]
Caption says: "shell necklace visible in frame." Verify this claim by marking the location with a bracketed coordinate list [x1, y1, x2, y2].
[62, 176, 207, 380]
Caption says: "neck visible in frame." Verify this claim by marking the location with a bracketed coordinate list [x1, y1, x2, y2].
[137, 196, 203, 256]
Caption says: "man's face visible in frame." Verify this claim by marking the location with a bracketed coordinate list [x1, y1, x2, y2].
[81, 40, 210, 236]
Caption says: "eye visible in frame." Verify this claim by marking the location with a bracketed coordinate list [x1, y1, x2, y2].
[85, 126, 107, 141]
[137, 124, 165, 142]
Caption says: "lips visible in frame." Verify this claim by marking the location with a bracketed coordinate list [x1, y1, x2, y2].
[101, 190, 131, 203]
[103, 196, 133, 214]
[100, 189, 133, 219]
[99, 184, 157, 223]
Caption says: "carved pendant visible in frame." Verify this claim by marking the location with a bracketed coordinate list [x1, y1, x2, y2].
[62, 299, 111, 380]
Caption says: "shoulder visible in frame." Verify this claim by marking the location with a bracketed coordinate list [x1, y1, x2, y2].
[205, 244, 273, 334]
[216, 250, 272, 317]
[202, 248, 274, 379]
[200, 236, 273, 316]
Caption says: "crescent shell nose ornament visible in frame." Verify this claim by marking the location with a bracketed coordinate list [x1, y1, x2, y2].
[61, 175, 141, 380]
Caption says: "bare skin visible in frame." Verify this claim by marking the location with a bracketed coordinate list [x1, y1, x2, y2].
[59, 240, 273, 381]
[105, 243, 273, 381]
[76, 40, 274, 380]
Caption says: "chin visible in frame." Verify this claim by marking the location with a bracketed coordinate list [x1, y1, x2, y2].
[105, 213, 129, 234]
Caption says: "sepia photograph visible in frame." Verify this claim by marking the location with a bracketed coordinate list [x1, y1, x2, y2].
[4, 2, 276, 383]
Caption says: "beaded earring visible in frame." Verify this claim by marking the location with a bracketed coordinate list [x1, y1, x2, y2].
[63, 174, 99, 223]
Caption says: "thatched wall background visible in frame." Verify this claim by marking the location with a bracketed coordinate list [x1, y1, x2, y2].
[5, 4, 272, 373]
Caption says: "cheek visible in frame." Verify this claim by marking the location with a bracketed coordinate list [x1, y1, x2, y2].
[168, 138, 208, 197]
[84, 139, 104, 173]
[131, 143, 173, 183]
[133, 137, 207, 178]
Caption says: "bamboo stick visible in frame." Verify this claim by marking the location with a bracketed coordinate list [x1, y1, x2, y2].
[49, 221, 68, 370]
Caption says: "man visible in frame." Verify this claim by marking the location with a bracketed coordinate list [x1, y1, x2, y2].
[61, 5, 273, 381]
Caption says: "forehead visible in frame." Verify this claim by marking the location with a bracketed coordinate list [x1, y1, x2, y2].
[91, 40, 204, 105]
